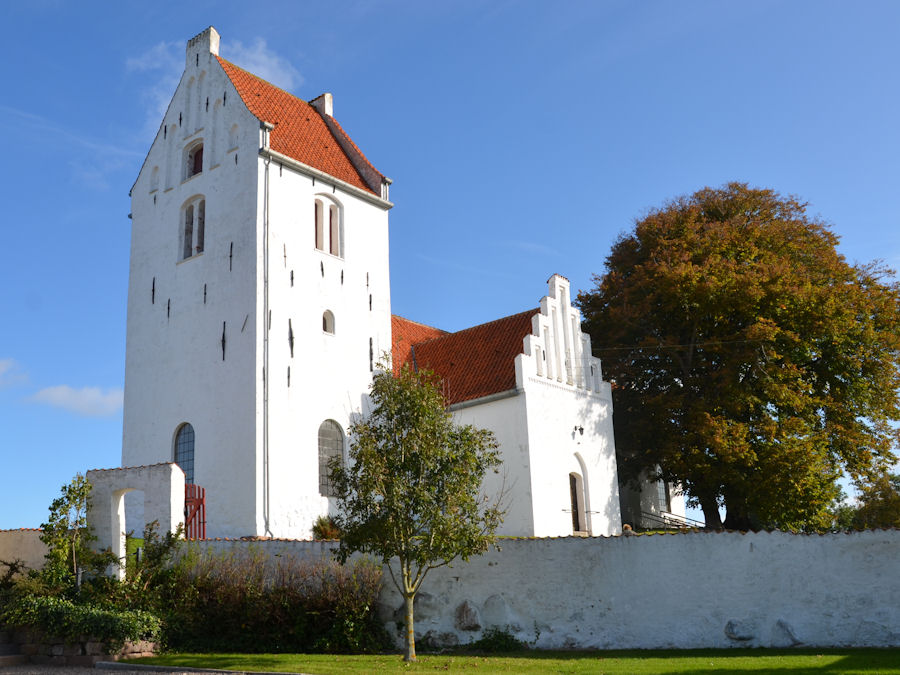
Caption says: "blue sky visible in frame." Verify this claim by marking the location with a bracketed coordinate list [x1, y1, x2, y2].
[1, 1, 898, 529]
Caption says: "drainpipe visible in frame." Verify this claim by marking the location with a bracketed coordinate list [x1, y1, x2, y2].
[261, 121, 274, 537]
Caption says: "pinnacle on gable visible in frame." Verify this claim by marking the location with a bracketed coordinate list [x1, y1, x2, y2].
[186, 26, 220, 69]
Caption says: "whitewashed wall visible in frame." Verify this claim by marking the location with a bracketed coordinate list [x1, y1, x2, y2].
[124, 31, 261, 538]
[123, 28, 393, 540]
[194, 530, 900, 649]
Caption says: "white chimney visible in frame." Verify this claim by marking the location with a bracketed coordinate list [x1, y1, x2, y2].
[309, 92, 334, 118]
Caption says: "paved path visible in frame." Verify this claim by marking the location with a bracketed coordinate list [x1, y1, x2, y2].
[0, 665, 310, 675]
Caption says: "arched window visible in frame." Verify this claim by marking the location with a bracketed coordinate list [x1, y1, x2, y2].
[656, 479, 671, 512]
[322, 310, 335, 334]
[185, 142, 204, 180]
[174, 423, 195, 484]
[318, 420, 344, 497]
[569, 472, 586, 534]
[313, 197, 342, 257]
[181, 197, 206, 260]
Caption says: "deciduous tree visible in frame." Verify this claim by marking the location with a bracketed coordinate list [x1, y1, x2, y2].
[331, 364, 503, 662]
[577, 183, 900, 530]
[851, 473, 900, 530]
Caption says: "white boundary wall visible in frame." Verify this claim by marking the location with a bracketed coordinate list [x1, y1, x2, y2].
[195, 530, 900, 649]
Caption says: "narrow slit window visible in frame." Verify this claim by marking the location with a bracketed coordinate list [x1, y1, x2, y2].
[196, 200, 205, 253]
[183, 205, 194, 259]
[314, 200, 324, 250]
[329, 205, 339, 256]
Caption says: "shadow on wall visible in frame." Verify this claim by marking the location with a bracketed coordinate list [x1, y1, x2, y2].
[0, 529, 47, 574]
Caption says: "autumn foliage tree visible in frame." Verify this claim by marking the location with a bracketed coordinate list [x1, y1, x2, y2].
[577, 183, 900, 531]
[331, 364, 503, 662]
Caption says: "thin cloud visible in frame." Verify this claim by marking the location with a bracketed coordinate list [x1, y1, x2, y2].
[223, 39, 303, 91]
[30, 385, 123, 417]
[125, 40, 183, 136]
[0, 105, 143, 159]
[0, 359, 27, 388]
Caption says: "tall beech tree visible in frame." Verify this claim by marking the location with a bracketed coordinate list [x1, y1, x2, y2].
[331, 364, 503, 662]
[577, 183, 900, 531]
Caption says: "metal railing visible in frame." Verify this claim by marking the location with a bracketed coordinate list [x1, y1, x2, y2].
[640, 509, 706, 530]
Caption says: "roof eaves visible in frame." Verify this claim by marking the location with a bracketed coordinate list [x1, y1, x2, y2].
[263, 147, 393, 210]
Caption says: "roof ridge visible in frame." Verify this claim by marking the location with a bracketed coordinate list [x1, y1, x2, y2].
[392, 314, 448, 334]
[325, 114, 385, 183]
[418, 307, 538, 346]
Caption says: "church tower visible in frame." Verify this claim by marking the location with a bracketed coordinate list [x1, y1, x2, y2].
[123, 27, 393, 538]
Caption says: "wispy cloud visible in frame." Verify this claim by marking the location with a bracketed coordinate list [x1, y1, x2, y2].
[223, 39, 303, 92]
[29, 385, 123, 417]
[125, 40, 182, 137]
[0, 359, 27, 388]
[0, 105, 143, 160]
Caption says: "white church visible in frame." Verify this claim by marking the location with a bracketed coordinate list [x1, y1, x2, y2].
[118, 27, 683, 542]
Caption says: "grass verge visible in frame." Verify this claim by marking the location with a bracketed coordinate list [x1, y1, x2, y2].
[132, 647, 900, 674]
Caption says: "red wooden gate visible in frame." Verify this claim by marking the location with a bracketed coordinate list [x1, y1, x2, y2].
[185, 483, 206, 540]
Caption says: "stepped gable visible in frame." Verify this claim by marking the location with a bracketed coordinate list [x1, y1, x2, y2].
[217, 57, 383, 194]
[396, 309, 538, 405]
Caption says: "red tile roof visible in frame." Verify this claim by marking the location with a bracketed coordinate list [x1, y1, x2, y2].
[393, 309, 538, 405]
[391, 315, 448, 376]
[217, 57, 383, 195]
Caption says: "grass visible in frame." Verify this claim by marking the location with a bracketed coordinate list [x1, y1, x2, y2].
[132, 648, 900, 674]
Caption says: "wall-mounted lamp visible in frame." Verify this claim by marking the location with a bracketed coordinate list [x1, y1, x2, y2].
[574, 425, 584, 436]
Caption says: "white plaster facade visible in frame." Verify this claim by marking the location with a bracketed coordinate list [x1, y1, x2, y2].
[122, 27, 625, 541]
[450, 275, 621, 537]
[123, 28, 392, 539]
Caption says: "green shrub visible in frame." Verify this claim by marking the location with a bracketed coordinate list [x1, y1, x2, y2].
[161, 550, 387, 653]
[466, 627, 529, 652]
[0, 594, 160, 652]
[312, 515, 341, 540]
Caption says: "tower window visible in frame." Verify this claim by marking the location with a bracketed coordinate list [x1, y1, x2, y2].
[569, 472, 586, 534]
[175, 423, 195, 484]
[318, 420, 344, 497]
[185, 142, 204, 180]
[314, 196, 342, 258]
[181, 197, 206, 260]
[322, 310, 335, 334]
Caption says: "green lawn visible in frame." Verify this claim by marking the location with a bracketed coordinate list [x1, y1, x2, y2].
[132, 648, 900, 674]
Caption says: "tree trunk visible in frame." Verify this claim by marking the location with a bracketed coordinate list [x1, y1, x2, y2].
[723, 509, 754, 531]
[700, 496, 723, 530]
[404, 592, 416, 662]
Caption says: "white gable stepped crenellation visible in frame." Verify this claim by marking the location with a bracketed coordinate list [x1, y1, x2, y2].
[516, 273, 604, 395]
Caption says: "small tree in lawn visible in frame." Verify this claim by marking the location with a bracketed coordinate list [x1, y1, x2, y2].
[331, 364, 503, 662]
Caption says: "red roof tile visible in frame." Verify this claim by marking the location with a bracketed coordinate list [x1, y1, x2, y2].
[217, 57, 382, 194]
[394, 309, 538, 405]
[391, 315, 448, 376]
